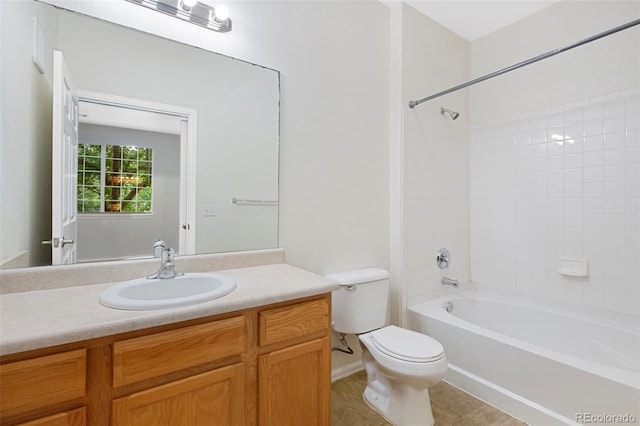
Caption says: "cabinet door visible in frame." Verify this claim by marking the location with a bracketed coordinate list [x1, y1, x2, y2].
[112, 364, 244, 426]
[17, 408, 85, 426]
[258, 338, 330, 426]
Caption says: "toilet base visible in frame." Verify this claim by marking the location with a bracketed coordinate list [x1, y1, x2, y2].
[362, 378, 435, 426]
[361, 355, 436, 426]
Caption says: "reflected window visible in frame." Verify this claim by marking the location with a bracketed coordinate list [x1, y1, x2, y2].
[77, 143, 153, 213]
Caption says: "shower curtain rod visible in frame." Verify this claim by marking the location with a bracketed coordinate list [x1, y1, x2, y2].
[408, 18, 640, 109]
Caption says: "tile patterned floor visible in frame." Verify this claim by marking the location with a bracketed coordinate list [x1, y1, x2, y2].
[332, 370, 527, 426]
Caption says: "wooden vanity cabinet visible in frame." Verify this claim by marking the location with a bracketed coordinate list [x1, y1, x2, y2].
[0, 293, 331, 426]
[257, 298, 331, 426]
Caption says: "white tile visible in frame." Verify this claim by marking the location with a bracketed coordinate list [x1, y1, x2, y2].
[584, 120, 603, 137]
[583, 150, 603, 167]
[564, 280, 584, 303]
[628, 128, 640, 146]
[583, 134, 604, 151]
[547, 140, 564, 156]
[603, 148, 626, 165]
[564, 182, 584, 199]
[604, 131, 626, 150]
[625, 229, 640, 248]
[627, 146, 640, 164]
[583, 166, 603, 183]
[603, 213, 625, 230]
[603, 197, 626, 214]
[568, 136, 585, 154]
[583, 228, 603, 245]
[565, 125, 583, 143]
[583, 213, 603, 229]
[605, 117, 626, 134]
[564, 153, 583, 169]
[547, 169, 564, 184]
[547, 183, 564, 199]
[603, 164, 626, 182]
[565, 168, 583, 184]
[602, 228, 627, 247]
[603, 295, 626, 314]
[565, 198, 583, 214]
[584, 182, 603, 198]
[603, 181, 625, 198]
[583, 198, 603, 214]
[583, 291, 604, 309]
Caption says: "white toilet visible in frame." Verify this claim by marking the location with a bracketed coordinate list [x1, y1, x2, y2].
[328, 268, 447, 426]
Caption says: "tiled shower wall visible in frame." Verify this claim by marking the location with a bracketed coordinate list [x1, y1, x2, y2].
[470, 91, 640, 316]
[404, 110, 470, 301]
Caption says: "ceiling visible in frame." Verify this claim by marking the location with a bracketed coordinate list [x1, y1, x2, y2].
[402, 1, 558, 41]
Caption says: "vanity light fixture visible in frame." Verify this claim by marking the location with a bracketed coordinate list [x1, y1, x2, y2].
[126, 0, 232, 33]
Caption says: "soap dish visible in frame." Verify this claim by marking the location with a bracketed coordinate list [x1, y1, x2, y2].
[558, 257, 589, 277]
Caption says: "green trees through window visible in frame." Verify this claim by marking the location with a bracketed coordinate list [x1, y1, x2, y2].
[78, 143, 153, 213]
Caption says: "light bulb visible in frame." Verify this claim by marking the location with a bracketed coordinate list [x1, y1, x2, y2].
[180, 0, 197, 11]
[213, 5, 229, 22]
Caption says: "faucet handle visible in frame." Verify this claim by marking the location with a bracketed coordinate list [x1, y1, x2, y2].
[153, 239, 166, 258]
[436, 248, 450, 269]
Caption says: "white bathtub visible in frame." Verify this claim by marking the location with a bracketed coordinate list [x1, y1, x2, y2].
[408, 288, 640, 426]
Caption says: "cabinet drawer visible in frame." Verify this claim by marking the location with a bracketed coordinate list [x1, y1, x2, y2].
[0, 349, 86, 418]
[259, 299, 329, 346]
[113, 316, 244, 388]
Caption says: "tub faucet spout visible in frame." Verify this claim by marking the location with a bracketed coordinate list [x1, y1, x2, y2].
[441, 276, 459, 288]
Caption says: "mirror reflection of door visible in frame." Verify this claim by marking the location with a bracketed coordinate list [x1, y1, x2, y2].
[48, 50, 78, 265]
[76, 100, 186, 263]
[77, 117, 181, 262]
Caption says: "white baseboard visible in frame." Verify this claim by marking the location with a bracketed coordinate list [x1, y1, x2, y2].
[331, 360, 363, 382]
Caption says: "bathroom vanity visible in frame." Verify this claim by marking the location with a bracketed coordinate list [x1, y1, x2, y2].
[0, 251, 338, 426]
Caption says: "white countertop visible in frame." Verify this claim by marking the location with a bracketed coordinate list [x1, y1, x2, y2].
[0, 263, 339, 356]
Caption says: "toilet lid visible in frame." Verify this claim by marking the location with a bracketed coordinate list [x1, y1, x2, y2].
[371, 326, 444, 363]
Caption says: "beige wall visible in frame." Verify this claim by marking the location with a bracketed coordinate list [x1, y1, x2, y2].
[0, 1, 58, 267]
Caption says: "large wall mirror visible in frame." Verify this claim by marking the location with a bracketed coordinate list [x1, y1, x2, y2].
[0, 0, 280, 269]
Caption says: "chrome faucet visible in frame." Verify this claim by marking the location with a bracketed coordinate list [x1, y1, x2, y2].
[441, 276, 459, 288]
[148, 244, 184, 279]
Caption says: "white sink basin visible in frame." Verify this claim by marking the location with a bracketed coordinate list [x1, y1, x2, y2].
[100, 273, 237, 310]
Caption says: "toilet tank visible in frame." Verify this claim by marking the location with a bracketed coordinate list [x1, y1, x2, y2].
[327, 268, 390, 334]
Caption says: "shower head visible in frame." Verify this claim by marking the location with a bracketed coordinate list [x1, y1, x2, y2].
[440, 107, 460, 120]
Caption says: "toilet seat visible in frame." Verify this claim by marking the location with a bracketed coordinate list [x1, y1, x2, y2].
[370, 325, 444, 363]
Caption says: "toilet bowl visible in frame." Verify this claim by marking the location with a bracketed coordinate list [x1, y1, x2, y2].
[328, 268, 448, 426]
[358, 325, 447, 426]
